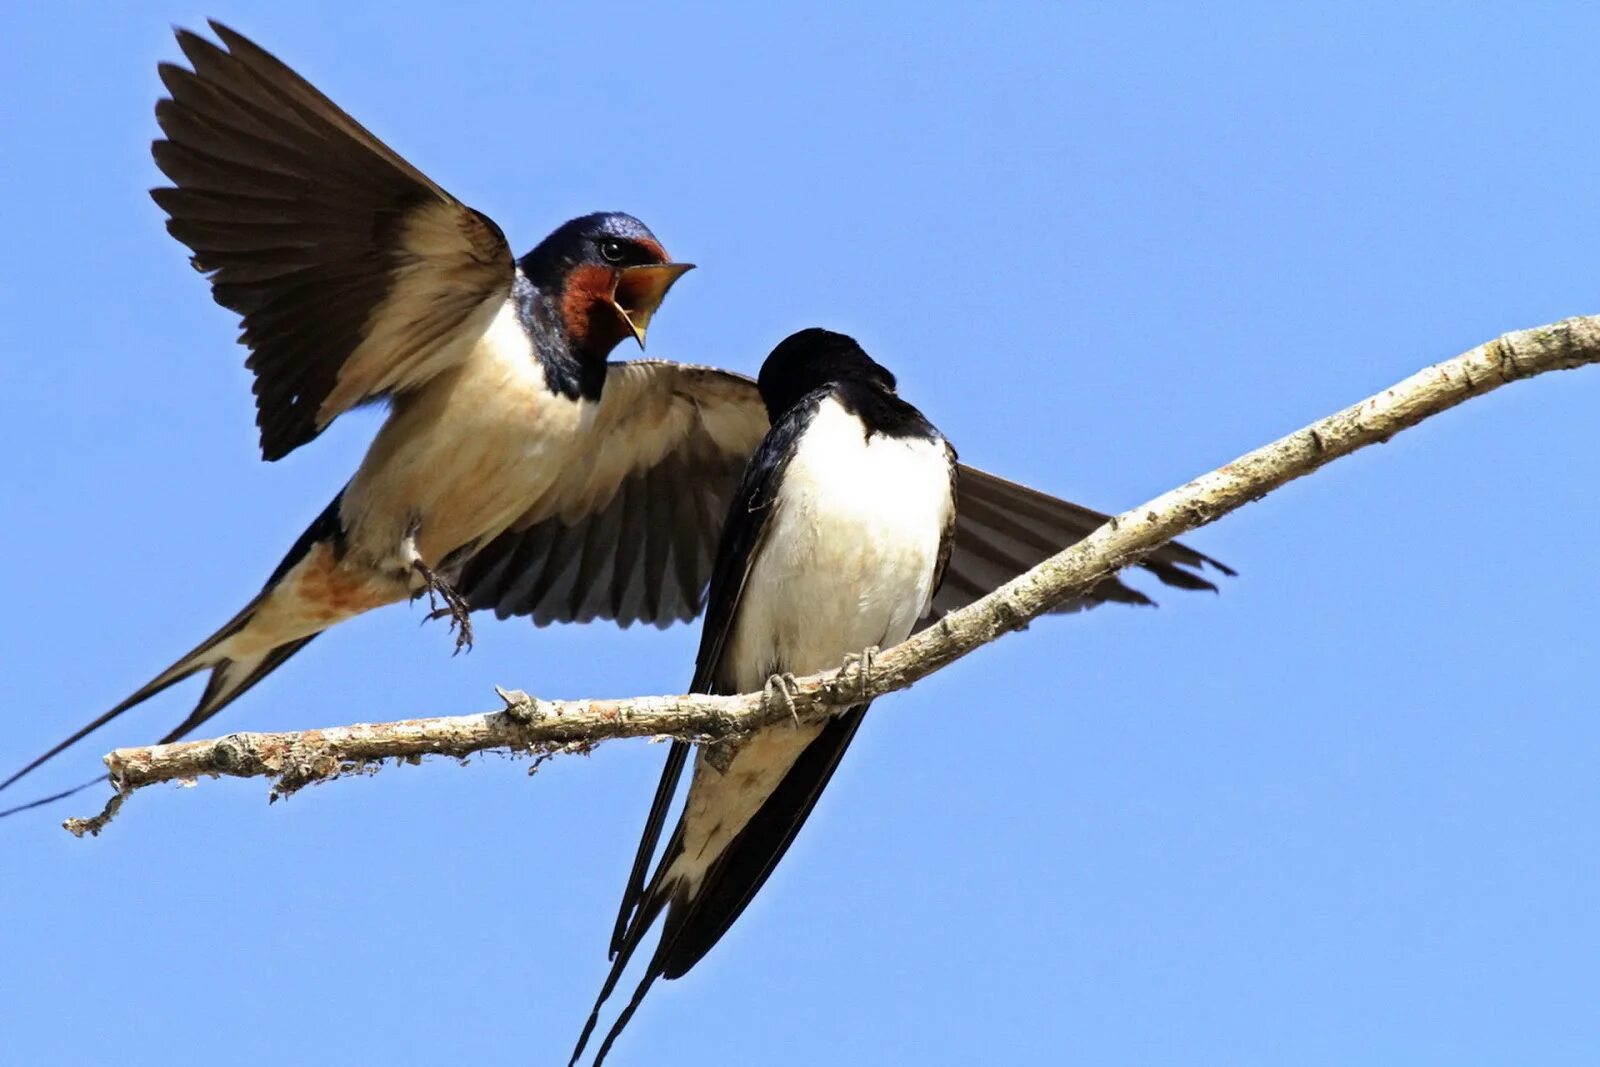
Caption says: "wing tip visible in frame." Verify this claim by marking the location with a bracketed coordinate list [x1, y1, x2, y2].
[205, 20, 252, 57]
[172, 23, 227, 69]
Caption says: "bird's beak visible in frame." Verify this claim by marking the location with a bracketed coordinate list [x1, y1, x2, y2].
[611, 263, 695, 348]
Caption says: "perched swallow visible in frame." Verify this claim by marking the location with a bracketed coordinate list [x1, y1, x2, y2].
[566, 329, 1015, 1062]
[2, 25, 1231, 814]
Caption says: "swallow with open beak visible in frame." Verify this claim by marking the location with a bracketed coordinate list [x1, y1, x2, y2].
[2, 24, 1232, 813]
[0, 23, 701, 803]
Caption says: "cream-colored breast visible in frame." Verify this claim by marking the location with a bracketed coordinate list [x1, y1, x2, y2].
[341, 296, 593, 569]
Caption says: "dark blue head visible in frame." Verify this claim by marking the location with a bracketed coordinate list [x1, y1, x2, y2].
[757, 328, 898, 419]
[519, 212, 664, 279]
[517, 212, 693, 355]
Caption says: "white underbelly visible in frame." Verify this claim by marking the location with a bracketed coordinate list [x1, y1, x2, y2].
[722, 396, 953, 691]
[673, 395, 953, 885]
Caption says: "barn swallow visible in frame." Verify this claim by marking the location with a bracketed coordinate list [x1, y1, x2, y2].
[567, 329, 1039, 1062]
[1, 25, 1232, 815]
[0, 22, 706, 805]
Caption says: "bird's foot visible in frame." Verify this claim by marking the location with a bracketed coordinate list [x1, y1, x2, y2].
[762, 672, 803, 727]
[414, 560, 474, 654]
[838, 645, 880, 701]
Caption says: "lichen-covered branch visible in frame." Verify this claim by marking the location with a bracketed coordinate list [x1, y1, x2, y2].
[66, 315, 1600, 837]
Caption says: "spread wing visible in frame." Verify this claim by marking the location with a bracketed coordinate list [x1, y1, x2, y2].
[457, 363, 770, 627]
[460, 362, 1231, 631]
[153, 21, 514, 460]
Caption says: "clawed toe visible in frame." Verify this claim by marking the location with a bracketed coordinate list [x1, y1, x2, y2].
[839, 645, 880, 698]
[762, 672, 803, 726]
[413, 561, 474, 654]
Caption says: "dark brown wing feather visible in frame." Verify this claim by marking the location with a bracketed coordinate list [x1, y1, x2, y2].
[929, 464, 1234, 621]
[463, 363, 1229, 633]
[153, 22, 513, 459]
[458, 363, 769, 627]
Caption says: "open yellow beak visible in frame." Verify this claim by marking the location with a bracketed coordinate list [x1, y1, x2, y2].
[610, 262, 696, 348]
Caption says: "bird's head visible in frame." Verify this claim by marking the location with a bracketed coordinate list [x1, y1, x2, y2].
[757, 328, 897, 419]
[518, 212, 693, 357]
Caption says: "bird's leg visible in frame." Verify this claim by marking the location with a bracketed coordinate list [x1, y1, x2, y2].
[706, 672, 802, 775]
[762, 672, 803, 728]
[838, 645, 880, 702]
[413, 560, 474, 654]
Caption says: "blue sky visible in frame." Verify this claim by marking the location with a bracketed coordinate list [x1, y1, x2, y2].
[3, 4, 1599, 1064]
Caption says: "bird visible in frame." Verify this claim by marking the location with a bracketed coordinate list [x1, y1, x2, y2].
[567, 329, 1073, 1062]
[1, 23, 1231, 816]
[0, 22, 707, 806]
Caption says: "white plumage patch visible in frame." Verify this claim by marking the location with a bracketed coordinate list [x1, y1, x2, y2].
[724, 396, 953, 690]
[672, 394, 955, 882]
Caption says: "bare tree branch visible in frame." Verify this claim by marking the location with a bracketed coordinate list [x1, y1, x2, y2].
[65, 315, 1600, 837]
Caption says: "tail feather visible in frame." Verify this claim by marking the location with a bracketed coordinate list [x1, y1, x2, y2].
[571, 870, 677, 1066]
[155, 637, 317, 746]
[1, 493, 347, 812]
[574, 706, 870, 1065]
[0, 638, 222, 796]
[591, 966, 665, 1067]
[0, 614, 318, 813]
[656, 706, 868, 980]
[0, 773, 116, 818]
[608, 740, 690, 959]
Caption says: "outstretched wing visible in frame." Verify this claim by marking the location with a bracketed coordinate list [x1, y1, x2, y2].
[460, 363, 1231, 632]
[458, 362, 770, 627]
[929, 464, 1234, 621]
[153, 21, 515, 459]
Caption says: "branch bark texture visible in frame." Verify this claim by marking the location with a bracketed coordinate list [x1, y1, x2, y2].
[66, 315, 1600, 836]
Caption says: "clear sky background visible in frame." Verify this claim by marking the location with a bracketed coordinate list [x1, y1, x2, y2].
[3, 4, 1598, 1064]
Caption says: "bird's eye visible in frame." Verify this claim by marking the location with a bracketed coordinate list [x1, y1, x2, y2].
[598, 238, 627, 264]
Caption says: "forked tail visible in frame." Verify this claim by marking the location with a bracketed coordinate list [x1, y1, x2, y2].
[0, 494, 346, 816]
[0, 603, 319, 816]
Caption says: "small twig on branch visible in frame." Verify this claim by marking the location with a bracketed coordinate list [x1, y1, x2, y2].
[65, 315, 1600, 837]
